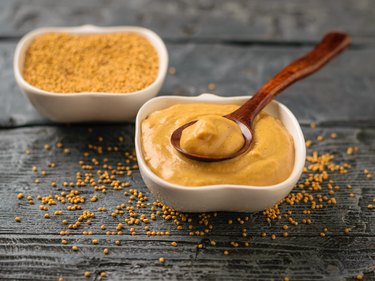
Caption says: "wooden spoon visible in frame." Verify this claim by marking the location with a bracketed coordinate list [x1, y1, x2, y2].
[171, 32, 351, 162]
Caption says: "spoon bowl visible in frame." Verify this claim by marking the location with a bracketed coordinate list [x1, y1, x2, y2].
[171, 119, 252, 162]
[171, 32, 350, 161]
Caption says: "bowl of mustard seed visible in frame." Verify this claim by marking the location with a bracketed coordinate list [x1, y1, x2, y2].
[14, 25, 168, 122]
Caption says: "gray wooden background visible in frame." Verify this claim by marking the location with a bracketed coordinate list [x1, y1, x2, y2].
[0, 0, 374, 280]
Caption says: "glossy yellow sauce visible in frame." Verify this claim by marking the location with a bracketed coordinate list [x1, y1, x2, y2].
[180, 115, 245, 157]
[141, 103, 295, 186]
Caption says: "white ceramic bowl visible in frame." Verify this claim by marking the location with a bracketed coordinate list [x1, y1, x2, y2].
[14, 25, 168, 122]
[135, 93, 306, 212]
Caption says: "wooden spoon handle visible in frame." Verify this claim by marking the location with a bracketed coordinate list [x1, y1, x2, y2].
[227, 32, 351, 125]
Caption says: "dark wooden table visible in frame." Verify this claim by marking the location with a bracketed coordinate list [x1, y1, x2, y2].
[1, 1, 375, 280]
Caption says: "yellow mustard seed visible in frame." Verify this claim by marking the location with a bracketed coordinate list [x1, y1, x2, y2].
[171, 241, 177, 247]
[23, 32, 159, 94]
[84, 272, 91, 278]
[72, 245, 78, 251]
[223, 250, 229, 255]
[159, 257, 165, 263]
[168, 67, 176, 75]
[15, 216, 21, 222]
[17, 193, 24, 200]
[208, 83, 217, 91]
[305, 140, 313, 148]
[103, 248, 109, 255]
[356, 274, 364, 280]
[100, 272, 107, 278]
[368, 204, 374, 209]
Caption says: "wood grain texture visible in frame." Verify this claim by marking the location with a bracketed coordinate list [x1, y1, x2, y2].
[0, 0, 374, 44]
[0, 0, 375, 280]
[1, 42, 375, 127]
[0, 125, 374, 280]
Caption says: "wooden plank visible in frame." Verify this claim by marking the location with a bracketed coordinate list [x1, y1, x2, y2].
[1, 42, 375, 127]
[0, 0, 374, 44]
[0, 235, 374, 281]
[0, 125, 374, 280]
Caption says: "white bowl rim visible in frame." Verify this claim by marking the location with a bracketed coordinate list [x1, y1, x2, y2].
[13, 24, 168, 97]
[135, 93, 306, 192]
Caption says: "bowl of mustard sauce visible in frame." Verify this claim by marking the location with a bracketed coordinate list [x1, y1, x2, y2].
[135, 93, 306, 212]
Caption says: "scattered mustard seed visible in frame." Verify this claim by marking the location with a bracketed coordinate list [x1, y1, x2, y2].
[159, 257, 165, 263]
[72, 245, 78, 251]
[17, 193, 24, 200]
[208, 83, 217, 91]
[168, 67, 176, 75]
[103, 248, 109, 255]
[84, 272, 91, 278]
[15, 216, 21, 222]
[346, 147, 354, 155]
